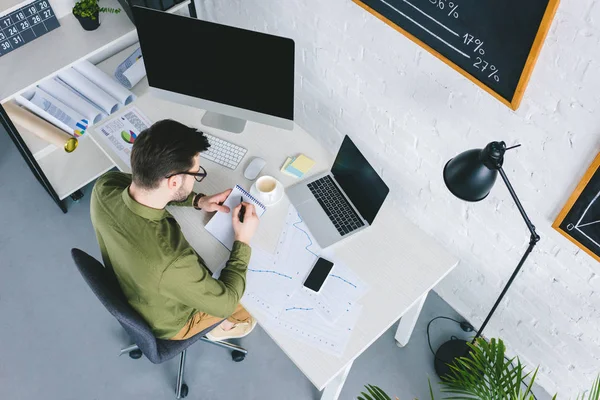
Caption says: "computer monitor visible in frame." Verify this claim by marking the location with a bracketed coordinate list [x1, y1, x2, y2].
[133, 7, 295, 134]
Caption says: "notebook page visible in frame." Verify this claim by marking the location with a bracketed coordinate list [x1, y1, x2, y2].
[205, 185, 266, 251]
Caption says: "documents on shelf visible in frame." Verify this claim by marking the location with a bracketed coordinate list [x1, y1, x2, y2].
[58, 68, 121, 115]
[18, 87, 88, 137]
[93, 107, 152, 168]
[74, 60, 136, 106]
[39, 78, 104, 125]
[115, 47, 146, 89]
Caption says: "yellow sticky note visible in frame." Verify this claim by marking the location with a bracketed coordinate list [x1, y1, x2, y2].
[289, 154, 315, 173]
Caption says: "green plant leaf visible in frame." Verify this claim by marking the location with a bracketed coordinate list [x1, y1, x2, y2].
[577, 375, 600, 400]
[428, 379, 435, 400]
[439, 338, 540, 400]
[358, 391, 374, 400]
[358, 385, 392, 400]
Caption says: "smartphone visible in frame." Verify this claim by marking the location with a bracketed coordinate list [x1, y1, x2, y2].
[303, 257, 334, 293]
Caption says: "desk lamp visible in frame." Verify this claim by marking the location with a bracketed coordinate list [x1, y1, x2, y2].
[435, 141, 540, 378]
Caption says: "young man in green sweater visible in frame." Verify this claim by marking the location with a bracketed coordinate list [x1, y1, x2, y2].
[90, 119, 260, 341]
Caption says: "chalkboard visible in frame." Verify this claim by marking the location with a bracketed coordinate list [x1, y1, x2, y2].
[0, 0, 60, 58]
[353, 0, 559, 110]
[553, 153, 600, 263]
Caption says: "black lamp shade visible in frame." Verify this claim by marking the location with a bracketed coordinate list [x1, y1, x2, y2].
[443, 147, 499, 202]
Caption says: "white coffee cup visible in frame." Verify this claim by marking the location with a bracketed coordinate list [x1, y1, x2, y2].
[255, 175, 282, 204]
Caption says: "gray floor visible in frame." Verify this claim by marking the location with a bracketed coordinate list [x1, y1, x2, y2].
[0, 130, 548, 400]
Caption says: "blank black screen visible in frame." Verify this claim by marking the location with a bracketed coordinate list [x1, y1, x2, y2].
[332, 136, 389, 224]
[133, 7, 295, 120]
[304, 258, 334, 292]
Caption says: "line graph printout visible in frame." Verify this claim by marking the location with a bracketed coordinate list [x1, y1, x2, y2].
[268, 205, 369, 321]
[261, 297, 363, 357]
[242, 247, 300, 317]
[287, 257, 369, 322]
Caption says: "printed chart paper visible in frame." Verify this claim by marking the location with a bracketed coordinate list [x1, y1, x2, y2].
[94, 107, 152, 168]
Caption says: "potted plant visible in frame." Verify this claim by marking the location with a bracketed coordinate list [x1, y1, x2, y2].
[360, 338, 600, 400]
[72, 0, 121, 31]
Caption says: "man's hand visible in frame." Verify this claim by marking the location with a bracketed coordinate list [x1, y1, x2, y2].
[232, 202, 260, 245]
[197, 189, 232, 213]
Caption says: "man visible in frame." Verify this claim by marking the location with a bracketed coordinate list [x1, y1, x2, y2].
[90, 119, 260, 341]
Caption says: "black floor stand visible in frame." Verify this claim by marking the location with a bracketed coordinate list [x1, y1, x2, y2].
[1, 105, 68, 213]
[434, 339, 470, 377]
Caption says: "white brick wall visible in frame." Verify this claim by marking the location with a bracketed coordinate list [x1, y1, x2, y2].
[197, 0, 600, 395]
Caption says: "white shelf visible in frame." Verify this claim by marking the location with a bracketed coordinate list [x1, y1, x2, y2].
[0, 0, 191, 102]
[12, 117, 114, 199]
[0, 0, 136, 102]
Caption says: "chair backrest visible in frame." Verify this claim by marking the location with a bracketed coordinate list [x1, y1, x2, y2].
[71, 248, 162, 362]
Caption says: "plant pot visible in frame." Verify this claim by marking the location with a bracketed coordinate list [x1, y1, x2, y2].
[74, 11, 100, 31]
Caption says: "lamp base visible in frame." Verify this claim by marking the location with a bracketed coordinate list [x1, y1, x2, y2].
[434, 339, 471, 378]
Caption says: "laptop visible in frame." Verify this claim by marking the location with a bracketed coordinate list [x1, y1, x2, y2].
[287, 135, 390, 248]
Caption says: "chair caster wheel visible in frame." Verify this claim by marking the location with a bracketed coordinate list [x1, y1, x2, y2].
[179, 384, 189, 398]
[129, 349, 142, 359]
[232, 350, 246, 362]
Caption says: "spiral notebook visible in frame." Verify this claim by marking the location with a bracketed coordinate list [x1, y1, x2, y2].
[205, 185, 267, 251]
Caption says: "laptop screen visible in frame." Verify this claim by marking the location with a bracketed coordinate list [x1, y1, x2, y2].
[331, 136, 389, 224]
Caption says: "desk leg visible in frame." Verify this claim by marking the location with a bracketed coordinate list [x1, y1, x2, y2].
[395, 293, 427, 348]
[320, 361, 353, 400]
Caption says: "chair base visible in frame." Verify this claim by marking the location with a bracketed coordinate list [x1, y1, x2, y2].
[119, 337, 247, 399]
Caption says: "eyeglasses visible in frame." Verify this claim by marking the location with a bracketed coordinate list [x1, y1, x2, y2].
[166, 166, 207, 183]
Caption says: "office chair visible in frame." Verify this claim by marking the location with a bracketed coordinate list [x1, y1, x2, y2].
[71, 249, 248, 399]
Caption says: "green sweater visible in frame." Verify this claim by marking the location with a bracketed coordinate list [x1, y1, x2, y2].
[90, 172, 251, 339]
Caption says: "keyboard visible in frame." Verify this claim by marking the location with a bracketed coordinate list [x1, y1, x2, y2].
[307, 175, 365, 236]
[202, 133, 248, 170]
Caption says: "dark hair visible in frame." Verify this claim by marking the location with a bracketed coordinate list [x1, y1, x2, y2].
[130, 119, 210, 189]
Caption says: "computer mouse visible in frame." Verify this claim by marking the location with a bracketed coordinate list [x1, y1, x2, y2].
[244, 157, 267, 180]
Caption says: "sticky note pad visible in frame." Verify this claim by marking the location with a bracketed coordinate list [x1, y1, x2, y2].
[290, 154, 315, 172]
[281, 157, 293, 171]
[280, 157, 298, 177]
[285, 154, 315, 177]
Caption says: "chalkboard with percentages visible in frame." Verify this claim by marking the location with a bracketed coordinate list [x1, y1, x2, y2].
[0, 0, 60, 58]
[353, 0, 560, 110]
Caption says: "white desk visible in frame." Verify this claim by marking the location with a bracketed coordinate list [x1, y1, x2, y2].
[91, 45, 459, 399]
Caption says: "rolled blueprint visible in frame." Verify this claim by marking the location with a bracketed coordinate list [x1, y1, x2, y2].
[16, 88, 89, 136]
[58, 68, 120, 115]
[39, 78, 104, 124]
[74, 60, 135, 106]
[122, 58, 147, 89]
[4, 102, 78, 153]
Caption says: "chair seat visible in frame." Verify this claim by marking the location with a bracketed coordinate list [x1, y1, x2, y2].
[71, 248, 222, 364]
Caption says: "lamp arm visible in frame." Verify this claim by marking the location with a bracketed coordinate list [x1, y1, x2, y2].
[498, 167, 540, 243]
[472, 167, 540, 342]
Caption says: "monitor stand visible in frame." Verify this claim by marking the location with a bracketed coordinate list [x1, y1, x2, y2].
[201, 112, 246, 134]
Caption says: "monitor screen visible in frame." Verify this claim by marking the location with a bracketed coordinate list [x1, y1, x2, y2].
[133, 7, 295, 121]
[332, 136, 389, 224]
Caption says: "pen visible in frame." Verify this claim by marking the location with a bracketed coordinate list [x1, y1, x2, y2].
[239, 197, 246, 223]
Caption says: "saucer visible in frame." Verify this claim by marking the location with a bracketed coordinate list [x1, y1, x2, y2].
[250, 181, 284, 207]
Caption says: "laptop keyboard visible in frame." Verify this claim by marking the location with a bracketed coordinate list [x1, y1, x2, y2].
[307, 175, 365, 236]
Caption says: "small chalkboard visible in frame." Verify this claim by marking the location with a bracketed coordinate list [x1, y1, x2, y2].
[353, 0, 559, 110]
[0, 0, 60, 58]
[553, 153, 600, 263]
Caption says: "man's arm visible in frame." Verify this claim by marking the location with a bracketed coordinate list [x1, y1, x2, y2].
[158, 242, 251, 318]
